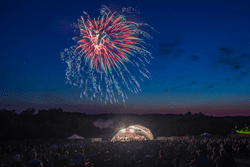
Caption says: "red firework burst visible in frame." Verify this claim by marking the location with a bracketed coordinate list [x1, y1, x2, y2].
[74, 12, 141, 79]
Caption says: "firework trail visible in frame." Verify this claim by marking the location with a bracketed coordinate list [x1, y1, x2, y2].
[60, 5, 157, 104]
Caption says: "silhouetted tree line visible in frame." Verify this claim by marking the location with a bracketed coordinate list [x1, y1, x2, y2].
[0, 108, 249, 141]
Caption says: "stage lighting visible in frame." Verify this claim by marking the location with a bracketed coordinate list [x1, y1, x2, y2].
[121, 129, 126, 133]
[130, 129, 134, 132]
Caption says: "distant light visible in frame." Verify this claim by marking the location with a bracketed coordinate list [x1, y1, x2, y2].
[121, 129, 126, 133]
[129, 126, 135, 129]
[130, 129, 134, 132]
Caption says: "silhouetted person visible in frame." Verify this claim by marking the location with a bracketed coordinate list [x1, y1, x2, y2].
[213, 149, 237, 167]
[26, 152, 42, 167]
[190, 150, 211, 167]
[103, 151, 113, 167]
[156, 150, 170, 167]
[10, 154, 26, 167]
[52, 153, 60, 167]
[59, 151, 70, 167]
[209, 147, 219, 167]
[41, 154, 50, 167]
[174, 158, 179, 167]
[123, 151, 137, 167]
[94, 152, 104, 167]
[73, 151, 84, 167]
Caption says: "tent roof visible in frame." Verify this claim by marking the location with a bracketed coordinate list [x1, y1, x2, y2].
[67, 134, 84, 139]
[201, 132, 211, 136]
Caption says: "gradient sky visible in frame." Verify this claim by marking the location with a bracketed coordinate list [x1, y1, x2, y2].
[1, 0, 250, 116]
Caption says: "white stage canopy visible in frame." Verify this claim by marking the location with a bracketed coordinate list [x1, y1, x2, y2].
[111, 124, 153, 141]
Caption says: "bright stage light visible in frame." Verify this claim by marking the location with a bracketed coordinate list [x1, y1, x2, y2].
[130, 129, 134, 132]
[121, 129, 126, 133]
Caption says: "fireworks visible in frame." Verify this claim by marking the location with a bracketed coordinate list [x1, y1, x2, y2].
[60, 5, 156, 104]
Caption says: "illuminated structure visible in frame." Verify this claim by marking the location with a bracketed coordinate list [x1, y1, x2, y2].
[111, 125, 153, 141]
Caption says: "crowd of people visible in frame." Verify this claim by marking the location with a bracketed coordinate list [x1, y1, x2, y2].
[1, 137, 250, 167]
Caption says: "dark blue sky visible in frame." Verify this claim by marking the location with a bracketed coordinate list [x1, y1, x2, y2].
[1, 0, 250, 116]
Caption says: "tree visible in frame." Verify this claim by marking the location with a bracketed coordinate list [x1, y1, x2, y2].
[21, 108, 35, 115]
[0, 109, 17, 140]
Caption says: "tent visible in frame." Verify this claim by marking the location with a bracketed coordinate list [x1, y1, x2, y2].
[67, 134, 84, 139]
[201, 132, 212, 136]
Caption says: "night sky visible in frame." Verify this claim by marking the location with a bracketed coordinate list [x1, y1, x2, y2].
[1, 0, 250, 116]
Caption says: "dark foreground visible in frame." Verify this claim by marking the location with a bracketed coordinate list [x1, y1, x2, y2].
[1, 137, 250, 167]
